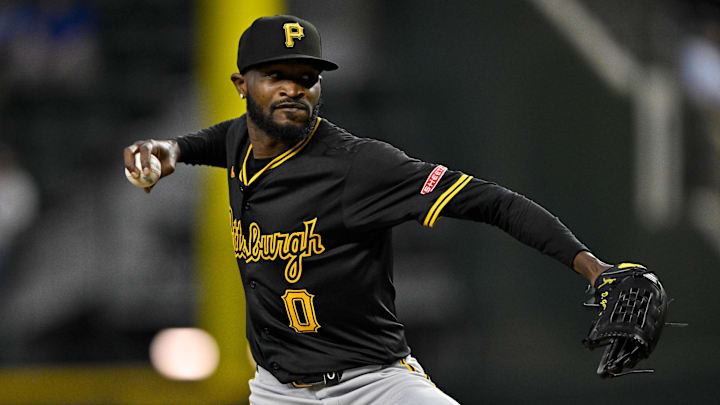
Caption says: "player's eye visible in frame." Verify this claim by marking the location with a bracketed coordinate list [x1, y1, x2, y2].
[300, 74, 319, 88]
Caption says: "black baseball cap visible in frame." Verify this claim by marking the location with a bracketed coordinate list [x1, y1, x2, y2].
[237, 15, 338, 73]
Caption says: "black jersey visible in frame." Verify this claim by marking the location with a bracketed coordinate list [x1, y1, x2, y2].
[176, 115, 587, 383]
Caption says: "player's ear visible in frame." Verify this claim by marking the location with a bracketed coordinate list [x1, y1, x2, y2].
[230, 73, 247, 98]
[311, 74, 322, 92]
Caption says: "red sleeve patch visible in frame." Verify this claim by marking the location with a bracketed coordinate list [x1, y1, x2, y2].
[420, 165, 447, 195]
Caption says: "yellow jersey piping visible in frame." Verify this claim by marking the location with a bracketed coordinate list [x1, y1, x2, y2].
[239, 117, 322, 186]
[423, 174, 473, 227]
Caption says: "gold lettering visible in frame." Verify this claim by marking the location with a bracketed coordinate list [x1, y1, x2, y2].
[283, 22, 304, 47]
[228, 207, 325, 283]
[249, 223, 261, 260]
[597, 277, 616, 289]
[304, 218, 324, 253]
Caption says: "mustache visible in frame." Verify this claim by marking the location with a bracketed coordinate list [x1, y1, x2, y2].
[271, 99, 310, 112]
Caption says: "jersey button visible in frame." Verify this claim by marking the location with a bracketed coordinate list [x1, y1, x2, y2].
[271, 362, 280, 370]
[243, 202, 251, 211]
[262, 327, 270, 336]
[249, 280, 256, 289]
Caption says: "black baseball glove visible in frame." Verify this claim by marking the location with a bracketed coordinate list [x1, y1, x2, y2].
[582, 263, 669, 378]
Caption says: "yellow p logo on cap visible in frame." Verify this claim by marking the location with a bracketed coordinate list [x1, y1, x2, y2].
[283, 22, 304, 47]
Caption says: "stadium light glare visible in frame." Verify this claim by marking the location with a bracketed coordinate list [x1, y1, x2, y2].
[149, 328, 220, 381]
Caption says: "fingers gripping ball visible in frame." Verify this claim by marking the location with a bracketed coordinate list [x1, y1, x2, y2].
[582, 263, 669, 378]
[125, 153, 162, 188]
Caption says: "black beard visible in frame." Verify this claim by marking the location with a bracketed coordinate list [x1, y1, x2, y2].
[246, 93, 321, 144]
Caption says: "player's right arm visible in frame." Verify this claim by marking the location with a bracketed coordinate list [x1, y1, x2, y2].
[173, 118, 233, 167]
[123, 119, 233, 193]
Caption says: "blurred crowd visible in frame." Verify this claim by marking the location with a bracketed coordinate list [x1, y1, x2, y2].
[0, 0, 99, 93]
[0, 0, 196, 364]
[0, 0, 95, 277]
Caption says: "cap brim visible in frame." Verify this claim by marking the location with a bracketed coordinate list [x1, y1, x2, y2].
[241, 55, 338, 73]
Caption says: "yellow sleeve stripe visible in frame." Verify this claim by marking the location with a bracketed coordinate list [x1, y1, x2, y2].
[240, 118, 322, 186]
[423, 174, 473, 228]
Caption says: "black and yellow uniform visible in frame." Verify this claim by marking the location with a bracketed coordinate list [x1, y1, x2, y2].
[176, 115, 587, 383]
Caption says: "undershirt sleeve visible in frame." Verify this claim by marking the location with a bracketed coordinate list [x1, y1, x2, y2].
[441, 179, 589, 268]
[174, 119, 233, 168]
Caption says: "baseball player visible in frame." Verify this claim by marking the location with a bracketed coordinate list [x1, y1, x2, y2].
[123, 15, 663, 404]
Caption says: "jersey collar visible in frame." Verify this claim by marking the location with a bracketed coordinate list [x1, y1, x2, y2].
[240, 117, 322, 186]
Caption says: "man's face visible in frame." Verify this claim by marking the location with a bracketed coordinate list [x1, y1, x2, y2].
[241, 61, 322, 143]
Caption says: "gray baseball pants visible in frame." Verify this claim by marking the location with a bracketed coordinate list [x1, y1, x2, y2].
[249, 355, 460, 405]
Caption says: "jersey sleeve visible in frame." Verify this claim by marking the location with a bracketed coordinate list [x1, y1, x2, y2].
[174, 119, 232, 168]
[341, 139, 588, 268]
[341, 139, 474, 230]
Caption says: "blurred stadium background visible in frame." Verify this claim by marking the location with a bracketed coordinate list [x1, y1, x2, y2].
[1, 0, 719, 403]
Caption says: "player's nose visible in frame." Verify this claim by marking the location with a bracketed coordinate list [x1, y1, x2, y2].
[279, 80, 306, 99]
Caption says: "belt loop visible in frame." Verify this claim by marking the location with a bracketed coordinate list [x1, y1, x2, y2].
[323, 371, 341, 385]
[292, 370, 343, 388]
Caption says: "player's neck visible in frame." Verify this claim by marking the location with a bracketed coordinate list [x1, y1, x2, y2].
[247, 119, 294, 159]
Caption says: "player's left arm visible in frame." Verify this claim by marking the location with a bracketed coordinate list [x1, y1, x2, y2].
[342, 139, 608, 282]
[438, 177, 610, 282]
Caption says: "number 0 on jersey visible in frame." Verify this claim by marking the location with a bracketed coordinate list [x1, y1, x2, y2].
[282, 289, 321, 333]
